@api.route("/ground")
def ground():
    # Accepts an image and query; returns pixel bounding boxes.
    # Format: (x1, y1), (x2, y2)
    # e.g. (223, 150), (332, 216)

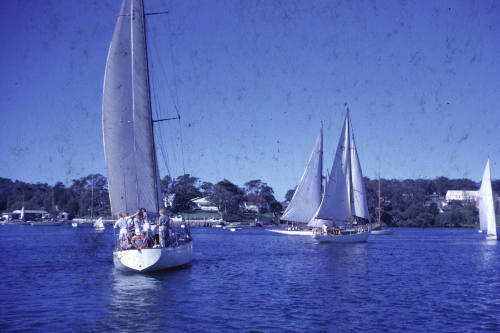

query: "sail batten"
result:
(281, 128), (323, 223)
(103, 0), (161, 216)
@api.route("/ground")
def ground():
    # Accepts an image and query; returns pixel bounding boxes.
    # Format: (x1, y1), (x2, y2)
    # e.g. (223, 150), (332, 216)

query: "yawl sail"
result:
(478, 158), (497, 240)
(103, 0), (192, 272)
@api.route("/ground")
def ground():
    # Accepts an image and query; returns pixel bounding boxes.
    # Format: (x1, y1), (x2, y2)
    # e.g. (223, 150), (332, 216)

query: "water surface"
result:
(0, 226), (498, 332)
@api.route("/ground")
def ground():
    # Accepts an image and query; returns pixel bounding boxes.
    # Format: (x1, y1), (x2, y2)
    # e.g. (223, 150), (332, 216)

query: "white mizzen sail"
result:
(315, 113), (351, 222)
(479, 158), (496, 236)
(350, 121), (370, 220)
(102, 0), (162, 216)
(281, 127), (323, 223)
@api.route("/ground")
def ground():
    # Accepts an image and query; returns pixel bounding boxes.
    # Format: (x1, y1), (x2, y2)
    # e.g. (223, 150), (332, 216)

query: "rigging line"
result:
(149, 25), (181, 177)
(164, 13), (186, 175)
(151, 63), (172, 180)
(148, 26), (175, 180)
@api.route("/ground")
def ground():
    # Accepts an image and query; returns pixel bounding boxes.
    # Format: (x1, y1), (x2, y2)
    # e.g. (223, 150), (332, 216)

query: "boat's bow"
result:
(113, 242), (193, 272)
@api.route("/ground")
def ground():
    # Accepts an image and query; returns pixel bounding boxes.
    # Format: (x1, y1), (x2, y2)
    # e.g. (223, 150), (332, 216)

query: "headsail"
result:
(314, 113), (351, 222)
(102, 0), (162, 216)
(479, 158), (496, 236)
(350, 121), (370, 220)
(281, 127), (323, 223)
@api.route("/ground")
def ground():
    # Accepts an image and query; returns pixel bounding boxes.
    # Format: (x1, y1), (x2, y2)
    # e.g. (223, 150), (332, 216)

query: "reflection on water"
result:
(104, 271), (164, 331)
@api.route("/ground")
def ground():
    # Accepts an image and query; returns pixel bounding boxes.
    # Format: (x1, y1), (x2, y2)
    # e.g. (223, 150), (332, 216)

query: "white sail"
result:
(314, 113), (351, 222)
(281, 128), (323, 223)
(479, 159), (496, 236)
(20, 206), (25, 221)
(350, 122), (370, 220)
(102, 0), (161, 216)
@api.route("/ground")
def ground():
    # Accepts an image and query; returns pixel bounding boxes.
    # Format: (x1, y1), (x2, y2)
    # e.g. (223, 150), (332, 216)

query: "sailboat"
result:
(371, 172), (394, 235)
(478, 158), (497, 240)
(102, 0), (192, 272)
(309, 109), (371, 243)
(93, 217), (105, 231)
(268, 126), (323, 236)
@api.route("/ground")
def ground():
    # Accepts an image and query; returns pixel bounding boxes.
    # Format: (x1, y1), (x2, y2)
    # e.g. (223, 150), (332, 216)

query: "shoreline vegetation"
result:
(1, 175), (498, 228)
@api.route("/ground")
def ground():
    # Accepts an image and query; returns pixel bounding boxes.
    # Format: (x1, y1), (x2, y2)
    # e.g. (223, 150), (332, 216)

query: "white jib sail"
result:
(479, 159), (496, 235)
(102, 0), (161, 216)
(314, 113), (351, 222)
(350, 121), (370, 220)
(281, 127), (323, 223)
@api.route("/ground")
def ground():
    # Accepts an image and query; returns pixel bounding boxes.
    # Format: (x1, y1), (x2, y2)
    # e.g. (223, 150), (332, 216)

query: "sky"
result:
(1, 0), (500, 200)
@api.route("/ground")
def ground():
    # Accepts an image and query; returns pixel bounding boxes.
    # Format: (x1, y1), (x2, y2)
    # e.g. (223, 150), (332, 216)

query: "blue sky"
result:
(1, 0), (499, 200)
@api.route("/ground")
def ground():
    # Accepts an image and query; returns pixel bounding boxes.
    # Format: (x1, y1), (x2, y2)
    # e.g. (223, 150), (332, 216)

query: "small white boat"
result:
(370, 174), (394, 236)
(71, 222), (78, 228)
(229, 227), (241, 232)
(93, 217), (105, 231)
(478, 158), (497, 241)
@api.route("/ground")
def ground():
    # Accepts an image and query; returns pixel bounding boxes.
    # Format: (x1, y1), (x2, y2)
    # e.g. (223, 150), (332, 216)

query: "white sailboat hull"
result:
(267, 229), (313, 236)
(486, 234), (497, 240)
(371, 229), (394, 235)
(113, 242), (192, 272)
(315, 230), (370, 243)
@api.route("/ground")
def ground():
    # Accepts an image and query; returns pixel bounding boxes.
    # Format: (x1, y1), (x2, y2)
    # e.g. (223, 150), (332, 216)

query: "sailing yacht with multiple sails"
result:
(102, 0), (192, 272)
(309, 110), (371, 243)
(478, 158), (497, 240)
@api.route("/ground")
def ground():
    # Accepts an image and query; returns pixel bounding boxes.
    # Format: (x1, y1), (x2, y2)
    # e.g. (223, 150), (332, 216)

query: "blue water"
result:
(0, 226), (498, 332)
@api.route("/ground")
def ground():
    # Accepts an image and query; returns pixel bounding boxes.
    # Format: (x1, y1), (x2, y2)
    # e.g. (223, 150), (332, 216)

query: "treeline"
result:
(1, 175), (498, 226)
(360, 177), (500, 227)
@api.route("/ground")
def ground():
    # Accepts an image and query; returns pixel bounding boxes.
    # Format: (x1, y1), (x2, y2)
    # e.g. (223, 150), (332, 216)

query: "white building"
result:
(191, 197), (219, 212)
(445, 190), (478, 203)
(243, 202), (260, 213)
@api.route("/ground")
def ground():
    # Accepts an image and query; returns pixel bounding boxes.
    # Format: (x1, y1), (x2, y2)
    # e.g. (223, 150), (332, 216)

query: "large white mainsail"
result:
(479, 158), (497, 236)
(350, 122), (370, 220)
(314, 113), (351, 222)
(281, 127), (323, 223)
(102, 0), (162, 216)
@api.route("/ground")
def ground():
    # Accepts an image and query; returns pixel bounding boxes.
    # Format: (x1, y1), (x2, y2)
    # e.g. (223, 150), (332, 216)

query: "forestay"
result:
(281, 128), (323, 223)
(102, 0), (162, 216)
(350, 122), (370, 220)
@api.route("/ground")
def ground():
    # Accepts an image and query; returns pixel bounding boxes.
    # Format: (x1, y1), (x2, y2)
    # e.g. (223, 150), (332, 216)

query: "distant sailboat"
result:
(371, 172), (394, 235)
(310, 109), (371, 243)
(93, 217), (105, 231)
(268, 126), (323, 236)
(103, 0), (192, 272)
(478, 158), (497, 240)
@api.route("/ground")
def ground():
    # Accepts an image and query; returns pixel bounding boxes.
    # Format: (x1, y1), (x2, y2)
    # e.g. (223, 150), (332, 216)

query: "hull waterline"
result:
(113, 242), (192, 273)
(267, 229), (313, 236)
(315, 231), (370, 243)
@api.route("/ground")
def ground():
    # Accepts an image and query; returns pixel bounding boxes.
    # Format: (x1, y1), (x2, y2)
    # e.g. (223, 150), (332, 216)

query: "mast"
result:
(140, 0), (161, 213)
(90, 175), (94, 221)
(378, 171), (381, 224)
